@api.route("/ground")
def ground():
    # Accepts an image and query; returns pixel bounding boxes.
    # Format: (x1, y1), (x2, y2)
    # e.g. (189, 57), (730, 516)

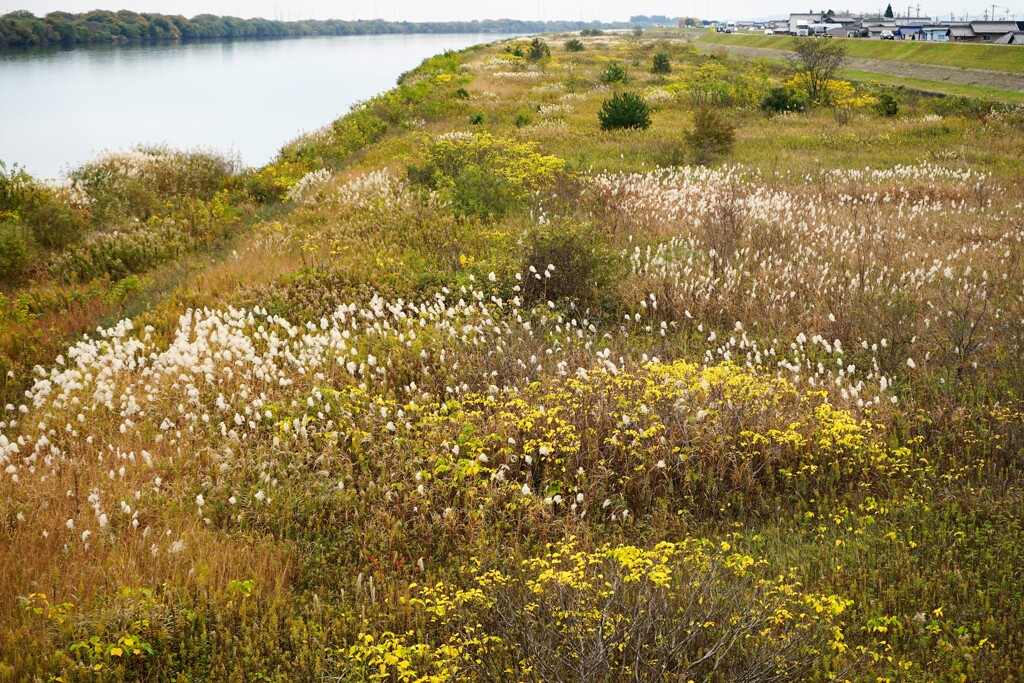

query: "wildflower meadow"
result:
(1, 32), (1023, 682)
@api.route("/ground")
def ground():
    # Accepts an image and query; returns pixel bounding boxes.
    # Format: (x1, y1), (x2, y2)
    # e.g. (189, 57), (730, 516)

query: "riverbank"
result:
(2, 33), (1024, 682)
(699, 30), (1024, 73)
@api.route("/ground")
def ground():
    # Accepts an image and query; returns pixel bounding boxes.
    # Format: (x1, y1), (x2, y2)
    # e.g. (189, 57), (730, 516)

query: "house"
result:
(865, 22), (897, 38)
(826, 25), (859, 37)
(995, 31), (1024, 44)
(921, 25), (950, 41)
(896, 24), (924, 39)
(789, 12), (820, 34)
(968, 21), (1020, 41)
(948, 24), (977, 41)
(895, 17), (933, 26)
(805, 21), (844, 34)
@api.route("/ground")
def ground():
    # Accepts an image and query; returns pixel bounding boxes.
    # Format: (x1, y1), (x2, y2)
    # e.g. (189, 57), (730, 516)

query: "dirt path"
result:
(699, 43), (1024, 93)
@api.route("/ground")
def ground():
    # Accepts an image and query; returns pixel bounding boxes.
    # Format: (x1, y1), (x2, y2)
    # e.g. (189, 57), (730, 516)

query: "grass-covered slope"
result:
(2, 34), (1024, 682)
(700, 31), (1024, 73)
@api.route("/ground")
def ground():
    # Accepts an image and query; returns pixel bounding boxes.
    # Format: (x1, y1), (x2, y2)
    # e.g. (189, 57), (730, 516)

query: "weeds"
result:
(2, 32), (1024, 683)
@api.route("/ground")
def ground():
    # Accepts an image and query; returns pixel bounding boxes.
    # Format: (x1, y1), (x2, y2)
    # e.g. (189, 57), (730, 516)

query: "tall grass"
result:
(1, 33), (1023, 683)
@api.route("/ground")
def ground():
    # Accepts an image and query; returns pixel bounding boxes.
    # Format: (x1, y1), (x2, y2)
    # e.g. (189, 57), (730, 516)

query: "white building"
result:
(789, 12), (821, 34)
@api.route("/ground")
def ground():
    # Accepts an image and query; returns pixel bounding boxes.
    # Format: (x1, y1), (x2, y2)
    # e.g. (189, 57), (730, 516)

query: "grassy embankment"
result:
(836, 68), (1024, 104)
(700, 31), (1024, 73)
(2, 33), (1024, 682)
(697, 32), (1024, 103)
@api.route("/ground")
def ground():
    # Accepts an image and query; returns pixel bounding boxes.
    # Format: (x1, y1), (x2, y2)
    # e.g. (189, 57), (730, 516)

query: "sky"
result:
(0, 0), (1019, 23)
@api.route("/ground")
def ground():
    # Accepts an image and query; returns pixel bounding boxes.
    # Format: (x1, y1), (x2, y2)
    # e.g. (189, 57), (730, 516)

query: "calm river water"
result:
(0, 33), (515, 179)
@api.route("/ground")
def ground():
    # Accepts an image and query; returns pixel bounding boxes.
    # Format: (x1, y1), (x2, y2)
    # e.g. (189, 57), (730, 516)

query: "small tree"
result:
(600, 61), (629, 84)
(598, 92), (652, 130)
(875, 92), (899, 117)
(790, 38), (847, 105)
(527, 37), (550, 61)
(884, 3), (894, 17)
(632, 26), (644, 36)
(564, 38), (584, 52)
(651, 52), (672, 74)
(685, 106), (736, 166)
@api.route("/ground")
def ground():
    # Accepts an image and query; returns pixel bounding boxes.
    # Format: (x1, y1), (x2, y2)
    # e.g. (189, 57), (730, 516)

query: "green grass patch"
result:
(700, 32), (1024, 73)
(841, 68), (1024, 104)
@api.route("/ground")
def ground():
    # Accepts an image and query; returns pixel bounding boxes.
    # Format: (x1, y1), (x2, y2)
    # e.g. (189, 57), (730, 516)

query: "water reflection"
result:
(0, 34), (514, 179)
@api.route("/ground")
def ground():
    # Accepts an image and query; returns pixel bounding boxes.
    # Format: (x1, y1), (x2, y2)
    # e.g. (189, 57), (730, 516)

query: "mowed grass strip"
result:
(841, 67), (1024, 103)
(700, 31), (1024, 73)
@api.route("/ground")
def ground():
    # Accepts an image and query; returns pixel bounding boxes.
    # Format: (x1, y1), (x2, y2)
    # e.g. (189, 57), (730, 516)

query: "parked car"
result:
(880, 30), (895, 39)
(764, 28), (774, 35)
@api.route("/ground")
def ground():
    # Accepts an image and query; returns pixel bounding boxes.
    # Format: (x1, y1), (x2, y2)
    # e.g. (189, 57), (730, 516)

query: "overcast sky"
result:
(1, 0), (1018, 23)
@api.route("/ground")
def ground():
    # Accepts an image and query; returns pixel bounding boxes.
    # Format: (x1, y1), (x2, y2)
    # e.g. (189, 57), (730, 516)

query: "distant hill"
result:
(0, 10), (628, 49)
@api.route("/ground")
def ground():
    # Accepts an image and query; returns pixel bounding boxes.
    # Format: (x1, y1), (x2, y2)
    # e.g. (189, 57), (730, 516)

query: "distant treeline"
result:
(0, 10), (630, 49)
(630, 14), (705, 27)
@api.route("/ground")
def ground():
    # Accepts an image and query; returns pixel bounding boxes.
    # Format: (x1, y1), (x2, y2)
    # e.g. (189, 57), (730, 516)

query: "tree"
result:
(884, 3), (894, 17)
(527, 37), (550, 60)
(600, 61), (629, 84)
(685, 107), (736, 165)
(598, 92), (651, 130)
(790, 38), (847, 105)
(651, 52), (672, 74)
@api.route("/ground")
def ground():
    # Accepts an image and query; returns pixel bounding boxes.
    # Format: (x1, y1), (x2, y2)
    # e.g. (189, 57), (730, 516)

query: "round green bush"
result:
(598, 92), (652, 131)
(875, 93), (899, 117)
(760, 86), (807, 114)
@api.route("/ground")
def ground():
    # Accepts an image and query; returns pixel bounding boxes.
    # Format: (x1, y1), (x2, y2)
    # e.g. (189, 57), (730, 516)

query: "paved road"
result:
(698, 43), (1024, 93)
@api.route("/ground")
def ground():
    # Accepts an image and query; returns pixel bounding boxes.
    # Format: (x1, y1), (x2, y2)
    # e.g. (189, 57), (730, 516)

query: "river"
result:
(0, 33), (516, 179)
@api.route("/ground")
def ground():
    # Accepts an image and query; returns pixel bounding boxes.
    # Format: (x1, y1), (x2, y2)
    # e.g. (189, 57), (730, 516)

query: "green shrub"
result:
(651, 52), (672, 74)
(407, 133), (566, 220)
(928, 95), (993, 119)
(0, 161), (34, 216)
(761, 85), (807, 114)
(50, 192), (240, 283)
(0, 224), (31, 285)
(468, 111), (485, 125)
(25, 198), (86, 250)
(564, 38), (584, 52)
(580, 28), (604, 36)
(527, 37), (550, 61)
(69, 146), (236, 224)
(447, 164), (511, 219)
(229, 160), (310, 204)
(875, 92), (899, 117)
(685, 106), (736, 166)
(514, 112), (533, 128)
(632, 26), (644, 36)
(0, 161), (87, 250)
(598, 92), (652, 131)
(520, 220), (618, 305)
(453, 86), (470, 100)
(600, 61), (629, 85)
